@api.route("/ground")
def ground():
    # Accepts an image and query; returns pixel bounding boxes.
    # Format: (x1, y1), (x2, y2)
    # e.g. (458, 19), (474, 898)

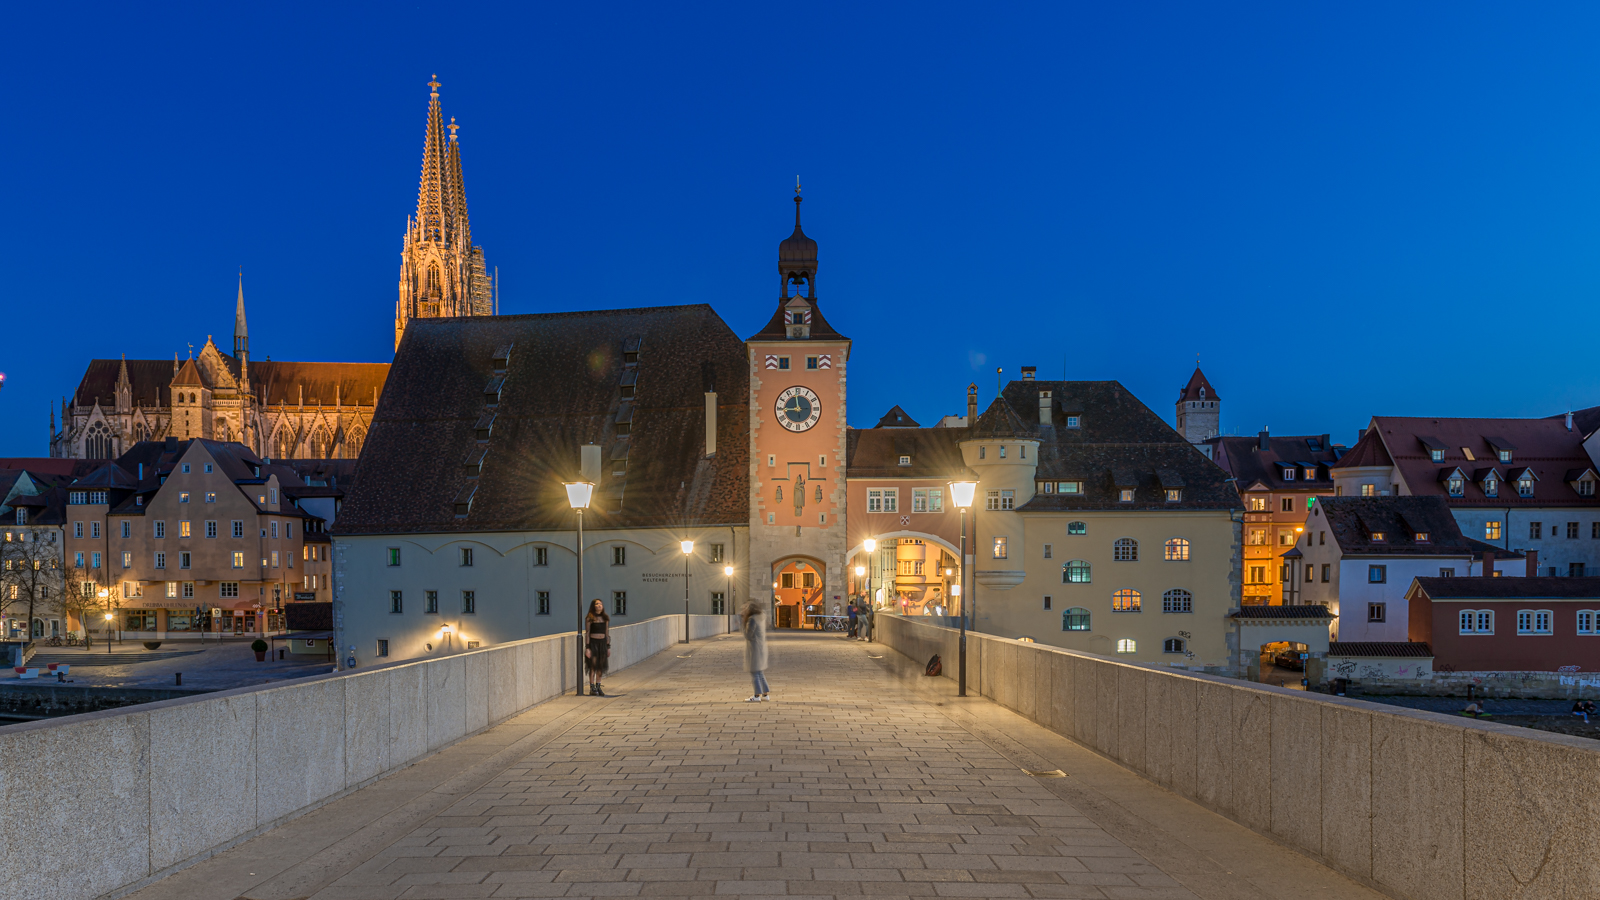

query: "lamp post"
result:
(101, 612), (113, 655)
(724, 564), (735, 632)
(949, 482), (978, 697)
(862, 538), (877, 611)
(680, 540), (694, 643)
(564, 481), (594, 697)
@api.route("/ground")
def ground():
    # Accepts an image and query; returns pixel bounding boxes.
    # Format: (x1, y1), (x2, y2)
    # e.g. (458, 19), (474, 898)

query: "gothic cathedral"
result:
(745, 186), (851, 619)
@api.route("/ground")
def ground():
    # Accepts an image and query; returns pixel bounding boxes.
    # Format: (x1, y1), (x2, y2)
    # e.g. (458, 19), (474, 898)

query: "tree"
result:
(60, 564), (120, 645)
(0, 525), (64, 639)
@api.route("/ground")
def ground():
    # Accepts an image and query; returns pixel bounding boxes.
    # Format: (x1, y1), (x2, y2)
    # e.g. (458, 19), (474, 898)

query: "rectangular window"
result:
(1320, 564), (1330, 582)
(1247, 496), (1267, 511)
(1573, 563), (1588, 577)
(179, 520), (192, 538)
(1360, 484), (1375, 497)
(91, 551), (101, 569)
(1368, 603), (1386, 623)
(992, 536), (1008, 559)
(70, 491), (86, 505)
(883, 489), (899, 512)
(1166, 489), (1182, 502)
(180, 492), (190, 504)
(183, 582), (194, 598)
(1282, 469), (1296, 481)
(1058, 482), (1082, 495)
(120, 520), (130, 539)
(232, 551), (245, 568)
(1248, 529), (1266, 546)
(154, 521), (165, 539)
(179, 551), (191, 569)
(74, 551), (84, 568)
(181, 464), (190, 474)
(461, 591), (476, 614)
(710, 544), (724, 563)
(899, 455), (911, 466)
(424, 590), (438, 614)
(269, 488), (278, 504)
(166, 581), (177, 598)
(205, 520), (217, 538)
(929, 488), (944, 511)
(90, 521), (100, 539)
(806, 356), (818, 369)
(1578, 610), (1596, 635)
(1368, 565), (1386, 584)
(390, 590), (403, 613)
(1279, 531), (1296, 546)
(386, 547), (401, 566)
(802, 571), (817, 588)
(612, 546), (626, 565)
(868, 490), (883, 513)
(1119, 489), (1134, 503)
(781, 573), (794, 589)
(1440, 567), (1456, 577)
(1042, 543), (1053, 560)
(219, 582), (238, 598)
(1568, 522), (1580, 539)
(204, 492), (216, 504)
(154, 551), (166, 569)
(1281, 497), (1294, 512)
(1531, 522), (1542, 540)
(1476, 610), (1493, 633)
(460, 547), (474, 566)
(777, 357), (789, 370)
(270, 522), (278, 539)
(1486, 521), (1502, 541)
(376, 640), (389, 658)
(913, 489), (928, 512)
(711, 592), (725, 615)
(121, 551), (131, 568)
(536, 591), (550, 615)
(613, 591), (627, 615)
(535, 547), (549, 566)
(271, 550), (280, 568)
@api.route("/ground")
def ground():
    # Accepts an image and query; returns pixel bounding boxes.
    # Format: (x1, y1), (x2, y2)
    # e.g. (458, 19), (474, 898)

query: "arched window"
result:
(427, 264), (441, 296)
(1162, 589), (1192, 613)
(1163, 638), (1185, 654)
(85, 422), (112, 459)
(190, 393), (197, 403)
(1062, 560), (1091, 583)
(1112, 589), (1141, 612)
(348, 428), (365, 457)
(1067, 521), (1087, 535)
(310, 428), (329, 459)
(1062, 607), (1091, 631)
(1116, 639), (1137, 653)
(1113, 538), (1138, 561)
(1164, 538), (1190, 561)
(134, 423), (145, 441)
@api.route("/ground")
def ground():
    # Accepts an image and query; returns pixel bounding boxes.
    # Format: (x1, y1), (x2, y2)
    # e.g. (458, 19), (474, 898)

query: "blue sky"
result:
(5, 3), (1600, 456)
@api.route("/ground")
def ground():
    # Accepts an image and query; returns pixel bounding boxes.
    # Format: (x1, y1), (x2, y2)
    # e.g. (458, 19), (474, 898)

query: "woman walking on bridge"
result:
(585, 599), (611, 696)
(742, 599), (770, 702)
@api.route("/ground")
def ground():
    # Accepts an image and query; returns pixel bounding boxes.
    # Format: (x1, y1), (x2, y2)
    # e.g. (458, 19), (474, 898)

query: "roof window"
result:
(898, 456), (911, 466)
(1370, 531), (1387, 542)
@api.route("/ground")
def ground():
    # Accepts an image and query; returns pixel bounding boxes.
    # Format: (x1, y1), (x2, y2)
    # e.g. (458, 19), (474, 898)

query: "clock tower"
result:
(746, 186), (851, 621)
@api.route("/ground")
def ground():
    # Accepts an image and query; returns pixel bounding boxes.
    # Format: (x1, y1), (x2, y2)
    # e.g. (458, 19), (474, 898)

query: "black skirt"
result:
(587, 638), (610, 675)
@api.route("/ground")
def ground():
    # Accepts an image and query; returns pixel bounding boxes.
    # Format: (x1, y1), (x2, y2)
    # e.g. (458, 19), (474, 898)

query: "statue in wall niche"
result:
(793, 474), (806, 517)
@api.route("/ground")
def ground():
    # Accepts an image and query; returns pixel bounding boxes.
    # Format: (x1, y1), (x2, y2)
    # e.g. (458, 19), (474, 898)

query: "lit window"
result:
(1062, 560), (1091, 583)
(1370, 532), (1386, 542)
(1062, 607), (1090, 631)
(1414, 532), (1429, 543)
(1058, 481), (1082, 494)
(179, 521), (192, 538)
(999, 446), (1007, 459)
(992, 536), (1008, 559)
(1485, 521), (1502, 541)
(928, 488), (943, 512)
(1113, 538), (1138, 561)
(1247, 529), (1266, 546)
(1112, 589), (1141, 612)
(232, 552), (245, 568)
(205, 492), (216, 503)
(1119, 489), (1134, 502)
(1247, 496), (1267, 511)
(1165, 489), (1182, 502)
(1116, 638), (1137, 653)
(180, 492), (190, 504)
(1430, 449), (1444, 462)
(1303, 468), (1315, 480)
(1360, 484), (1375, 497)
(1162, 589), (1192, 613)
(386, 547), (401, 566)
(1164, 538), (1189, 561)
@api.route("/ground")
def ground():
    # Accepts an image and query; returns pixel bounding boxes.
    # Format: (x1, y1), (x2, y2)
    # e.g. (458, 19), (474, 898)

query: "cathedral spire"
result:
(446, 116), (471, 253)
(233, 271), (249, 364)
(414, 75), (450, 246)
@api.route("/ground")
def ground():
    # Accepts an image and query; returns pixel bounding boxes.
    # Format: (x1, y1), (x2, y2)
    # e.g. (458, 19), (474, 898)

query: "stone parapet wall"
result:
(0, 613), (722, 900)
(875, 614), (1600, 900)
(1350, 669), (1600, 700)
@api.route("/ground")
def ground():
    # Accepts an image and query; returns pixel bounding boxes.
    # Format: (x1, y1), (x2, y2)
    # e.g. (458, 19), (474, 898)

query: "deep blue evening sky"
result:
(5, 3), (1600, 456)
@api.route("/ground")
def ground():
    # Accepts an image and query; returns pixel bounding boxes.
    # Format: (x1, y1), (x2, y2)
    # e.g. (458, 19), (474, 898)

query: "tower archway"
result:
(770, 555), (827, 628)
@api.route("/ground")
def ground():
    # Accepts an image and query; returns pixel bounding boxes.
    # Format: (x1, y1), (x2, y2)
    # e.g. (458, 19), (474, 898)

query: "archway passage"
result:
(771, 558), (827, 629)
(1258, 640), (1310, 689)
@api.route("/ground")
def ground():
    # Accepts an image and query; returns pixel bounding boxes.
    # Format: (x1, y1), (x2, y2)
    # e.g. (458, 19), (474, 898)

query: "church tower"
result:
(1175, 365), (1221, 457)
(394, 76), (493, 351)
(745, 185), (851, 615)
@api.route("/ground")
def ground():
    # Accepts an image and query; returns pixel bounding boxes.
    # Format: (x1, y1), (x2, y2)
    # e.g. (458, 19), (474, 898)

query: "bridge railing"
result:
(0, 613), (729, 900)
(875, 614), (1600, 900)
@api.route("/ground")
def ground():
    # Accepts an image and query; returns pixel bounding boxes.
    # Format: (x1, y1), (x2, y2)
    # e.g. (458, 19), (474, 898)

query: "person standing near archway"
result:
(742, 598), (770, 701)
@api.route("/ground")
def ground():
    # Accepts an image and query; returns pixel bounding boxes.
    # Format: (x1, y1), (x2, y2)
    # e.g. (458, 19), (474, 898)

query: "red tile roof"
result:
(1327, 641), (1433, 658)
(1177, 366), (1220, 402)
(1331, 428), (1393, 469)
(1363, 416), (1600, 508)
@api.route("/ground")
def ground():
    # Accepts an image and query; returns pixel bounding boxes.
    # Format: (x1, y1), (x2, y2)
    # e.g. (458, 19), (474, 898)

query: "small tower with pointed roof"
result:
(1175, 365), (1221, 454)
(233, 272), (249, 365)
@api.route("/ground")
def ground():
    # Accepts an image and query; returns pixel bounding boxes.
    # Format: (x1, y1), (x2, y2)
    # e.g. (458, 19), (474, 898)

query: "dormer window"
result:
(1580, 480), (1596, 497)
(1370, 532), (1386, 542)
(1483, 477), (1498, 498)
(898, 456), (910, 466)
(1282, 468), (1295, 481)
(1119, 489), (1134, 503)
(1414, 532), (1430, 542)
(1065, 416), (1080, 428)
(1303, 468), (1316, 480)
(1447, 477), (1464, 497)
(1058, 481), (1082, 494)
(1165, 489), (1182, 502)
(1518, 476), (1535, 498)
(1500, 450), (1513, 463)
(792, 312), (805, 325)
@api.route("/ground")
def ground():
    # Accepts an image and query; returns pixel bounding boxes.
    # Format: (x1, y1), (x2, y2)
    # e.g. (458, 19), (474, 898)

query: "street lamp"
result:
(102, 611), (114, 655)
(949, 481), (978, 697)
(723, 564), (735, 631)
(680, 540), (694, 643)
(862, 538), (877, 611)
(564, 481), (594, 697)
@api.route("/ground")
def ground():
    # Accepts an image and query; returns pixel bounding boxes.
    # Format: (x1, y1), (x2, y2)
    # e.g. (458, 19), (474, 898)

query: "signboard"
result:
(211, 608), (222, 618)
(293, 592), (317, 601)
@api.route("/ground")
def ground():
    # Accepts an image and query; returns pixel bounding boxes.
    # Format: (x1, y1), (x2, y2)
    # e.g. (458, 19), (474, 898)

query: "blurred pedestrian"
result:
(742, 598), (770, 701)
(585, 598), (610, 696)
(857, 602), (873, 642)
(846, 601), (858, 638)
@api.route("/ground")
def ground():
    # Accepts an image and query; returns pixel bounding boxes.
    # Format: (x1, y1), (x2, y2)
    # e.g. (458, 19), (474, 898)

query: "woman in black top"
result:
(585, 599), (611, 696)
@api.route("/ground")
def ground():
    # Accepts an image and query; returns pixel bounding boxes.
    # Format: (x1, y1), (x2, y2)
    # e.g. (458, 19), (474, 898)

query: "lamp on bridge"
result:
(723, 565), (735, 623)
(862, 538), (877, 610)
(948, 481), (978, 697)
(680, 541), (694, 644)
(102, 611), (114, 655)
(564, 481), (594, 696)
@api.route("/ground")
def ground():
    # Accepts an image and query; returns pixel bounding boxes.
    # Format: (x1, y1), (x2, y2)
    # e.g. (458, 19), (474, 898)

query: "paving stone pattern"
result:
(324, 633), (1192, 899)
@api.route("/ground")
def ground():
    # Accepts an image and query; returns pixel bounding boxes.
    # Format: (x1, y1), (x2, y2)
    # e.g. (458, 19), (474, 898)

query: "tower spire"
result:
(414, 75), (449, 245)
(233, 270), (249, 364)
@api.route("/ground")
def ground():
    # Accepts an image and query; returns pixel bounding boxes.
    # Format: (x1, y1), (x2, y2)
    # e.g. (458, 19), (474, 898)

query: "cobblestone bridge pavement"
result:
(129, 633), (1383, 900)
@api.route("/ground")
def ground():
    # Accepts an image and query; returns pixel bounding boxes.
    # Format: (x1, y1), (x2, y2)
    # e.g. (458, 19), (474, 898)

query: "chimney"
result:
(1258, 428), (1269, 451)
(1566, 411), (1574, 432)
(1481, 549), (1495, 576)
(1320, 433), (1330, 451)
(1038, 390), (1052, 426)
(704, 392), (717, 456)
(966, 383), (977, 423)
(1021, 366), (1036, 382)
(1525, 549), (1538, 578)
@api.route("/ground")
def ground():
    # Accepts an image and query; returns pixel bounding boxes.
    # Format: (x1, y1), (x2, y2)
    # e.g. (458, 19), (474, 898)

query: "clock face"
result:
(776, 386), (822, 432)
